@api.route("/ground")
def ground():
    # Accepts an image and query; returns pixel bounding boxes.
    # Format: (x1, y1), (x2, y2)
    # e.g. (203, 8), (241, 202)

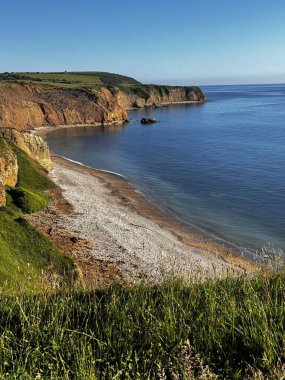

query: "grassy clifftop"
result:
(0, 71), (203, 96)
(0, 71), (142, 88)
(0, 71), (205, 131)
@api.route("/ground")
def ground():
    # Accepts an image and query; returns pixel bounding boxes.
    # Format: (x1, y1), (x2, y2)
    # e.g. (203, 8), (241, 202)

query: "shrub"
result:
(8, 187), (48, 213)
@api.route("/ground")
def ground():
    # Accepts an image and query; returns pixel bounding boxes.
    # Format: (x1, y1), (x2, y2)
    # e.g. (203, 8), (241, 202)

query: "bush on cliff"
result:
(8, 187), (48, 213)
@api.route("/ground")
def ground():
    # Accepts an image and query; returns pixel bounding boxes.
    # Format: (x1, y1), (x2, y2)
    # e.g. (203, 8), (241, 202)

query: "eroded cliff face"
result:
(0, 128), (52, 171)
(0, 139), (18, 207)
(0, 83), (128, 131)
(0, 129), (53, 206)
(0, 141), (18, 187)
(0, 179), (5, 207)
(116, 86), (206, 109)
(0, 83), (205, 131)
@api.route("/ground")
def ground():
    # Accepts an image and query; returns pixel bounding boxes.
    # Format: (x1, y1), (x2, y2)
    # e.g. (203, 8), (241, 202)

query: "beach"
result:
(28, 153), (255, 287)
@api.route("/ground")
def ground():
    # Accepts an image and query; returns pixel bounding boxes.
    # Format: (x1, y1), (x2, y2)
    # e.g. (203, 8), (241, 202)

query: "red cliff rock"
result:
(0, 139), (18, 207)
(0, 83), (205, 132)
(0, 83), (128, 131)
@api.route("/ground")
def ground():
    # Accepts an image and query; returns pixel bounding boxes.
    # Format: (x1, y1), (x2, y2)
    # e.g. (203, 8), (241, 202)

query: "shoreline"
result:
(126, 100), (206, 110)
(60, 154), (258, 260)
(31, 100), (206, 134)
(50, 154), (256, 278)
(37, 123), (257, 262)
(31, 120), (126, 134)
(31, 123), (257, 282)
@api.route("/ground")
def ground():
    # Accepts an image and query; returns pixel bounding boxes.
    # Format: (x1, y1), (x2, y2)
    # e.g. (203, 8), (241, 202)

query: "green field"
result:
(0, 71), (142, 88)
(0, 72), (203, 101)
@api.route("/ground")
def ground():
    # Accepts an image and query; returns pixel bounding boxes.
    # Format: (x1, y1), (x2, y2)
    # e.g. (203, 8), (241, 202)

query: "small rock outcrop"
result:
(0, 178), (6, 207)
(140, 117), (158, 124)
(0, 128), (52, 171)
(0, 141), (18, 187)
(0, 128), (53, 206)
(0, 139), (18, 207)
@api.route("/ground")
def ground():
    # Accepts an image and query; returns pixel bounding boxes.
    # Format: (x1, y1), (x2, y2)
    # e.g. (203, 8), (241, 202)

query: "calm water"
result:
(47, 84), (285, 253)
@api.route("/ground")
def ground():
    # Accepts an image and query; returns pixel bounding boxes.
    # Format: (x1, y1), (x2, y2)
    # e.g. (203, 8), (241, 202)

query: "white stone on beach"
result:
(50, 162), (236, 283)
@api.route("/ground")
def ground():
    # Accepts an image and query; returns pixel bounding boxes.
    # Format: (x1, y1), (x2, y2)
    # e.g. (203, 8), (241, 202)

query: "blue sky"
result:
(1, 0), (285, 85)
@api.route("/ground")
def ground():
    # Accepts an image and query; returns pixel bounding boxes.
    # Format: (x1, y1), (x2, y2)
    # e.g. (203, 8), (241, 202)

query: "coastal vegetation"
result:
(0, 71), (202, 100)
(1, 140), (284, 378)
(0, 138), (75, 292)
(0, 73), (283, 379)
(0, 71), (142, 88)
(0, 72), (202, 100)
(0, 143), (284, 377)
(117, 83), (202, 101)
(0, 271), (285, 379)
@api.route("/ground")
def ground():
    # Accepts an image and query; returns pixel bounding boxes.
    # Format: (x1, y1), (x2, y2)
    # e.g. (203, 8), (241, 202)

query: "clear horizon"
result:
(2, 72), (285, 87)
(1, 0), (285, 86)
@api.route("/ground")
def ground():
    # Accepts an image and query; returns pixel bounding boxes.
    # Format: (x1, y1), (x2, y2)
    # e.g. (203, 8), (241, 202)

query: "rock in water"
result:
(140, 117), (158, 124)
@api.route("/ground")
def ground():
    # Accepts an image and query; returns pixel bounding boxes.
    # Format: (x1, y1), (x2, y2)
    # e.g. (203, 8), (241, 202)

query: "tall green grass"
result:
(1, 141), (284, 379)
(0, 272), (284, 379)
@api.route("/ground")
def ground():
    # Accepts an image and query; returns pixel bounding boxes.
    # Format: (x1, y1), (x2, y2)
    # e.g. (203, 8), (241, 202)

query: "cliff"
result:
(0, 71), (205, 204)
(0, 83), (128, 131)
(0, 139), (18, 187)
(0, 129), (52, 206)
(0, 139), (18, 207)
(0, 128), (52, 171)
(0, 81), (205, 132)
(115, 84), (205, 109)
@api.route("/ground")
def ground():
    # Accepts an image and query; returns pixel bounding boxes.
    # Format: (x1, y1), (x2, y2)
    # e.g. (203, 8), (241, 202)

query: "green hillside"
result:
(0, 139), (75, 292)
(0, 71), (142, 88)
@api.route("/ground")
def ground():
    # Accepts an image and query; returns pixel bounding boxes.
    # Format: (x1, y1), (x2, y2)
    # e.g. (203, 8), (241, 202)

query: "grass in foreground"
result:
(0, 272), (285, 379)
(0, 140), (75, 292)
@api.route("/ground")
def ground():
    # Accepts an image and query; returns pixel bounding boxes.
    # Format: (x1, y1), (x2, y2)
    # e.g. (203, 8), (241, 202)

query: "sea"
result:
(46, 84), (285, 255)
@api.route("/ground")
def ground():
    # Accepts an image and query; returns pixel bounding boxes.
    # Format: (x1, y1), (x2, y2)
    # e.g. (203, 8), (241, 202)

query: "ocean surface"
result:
(46, 84), (285, 255)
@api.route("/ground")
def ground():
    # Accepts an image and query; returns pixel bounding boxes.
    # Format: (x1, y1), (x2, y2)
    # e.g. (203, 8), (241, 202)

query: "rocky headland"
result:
(0, 72), (205, 131)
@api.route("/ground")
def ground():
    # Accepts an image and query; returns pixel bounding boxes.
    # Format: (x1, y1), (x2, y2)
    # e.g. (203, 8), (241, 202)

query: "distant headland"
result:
(0, 71), (205, 131)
